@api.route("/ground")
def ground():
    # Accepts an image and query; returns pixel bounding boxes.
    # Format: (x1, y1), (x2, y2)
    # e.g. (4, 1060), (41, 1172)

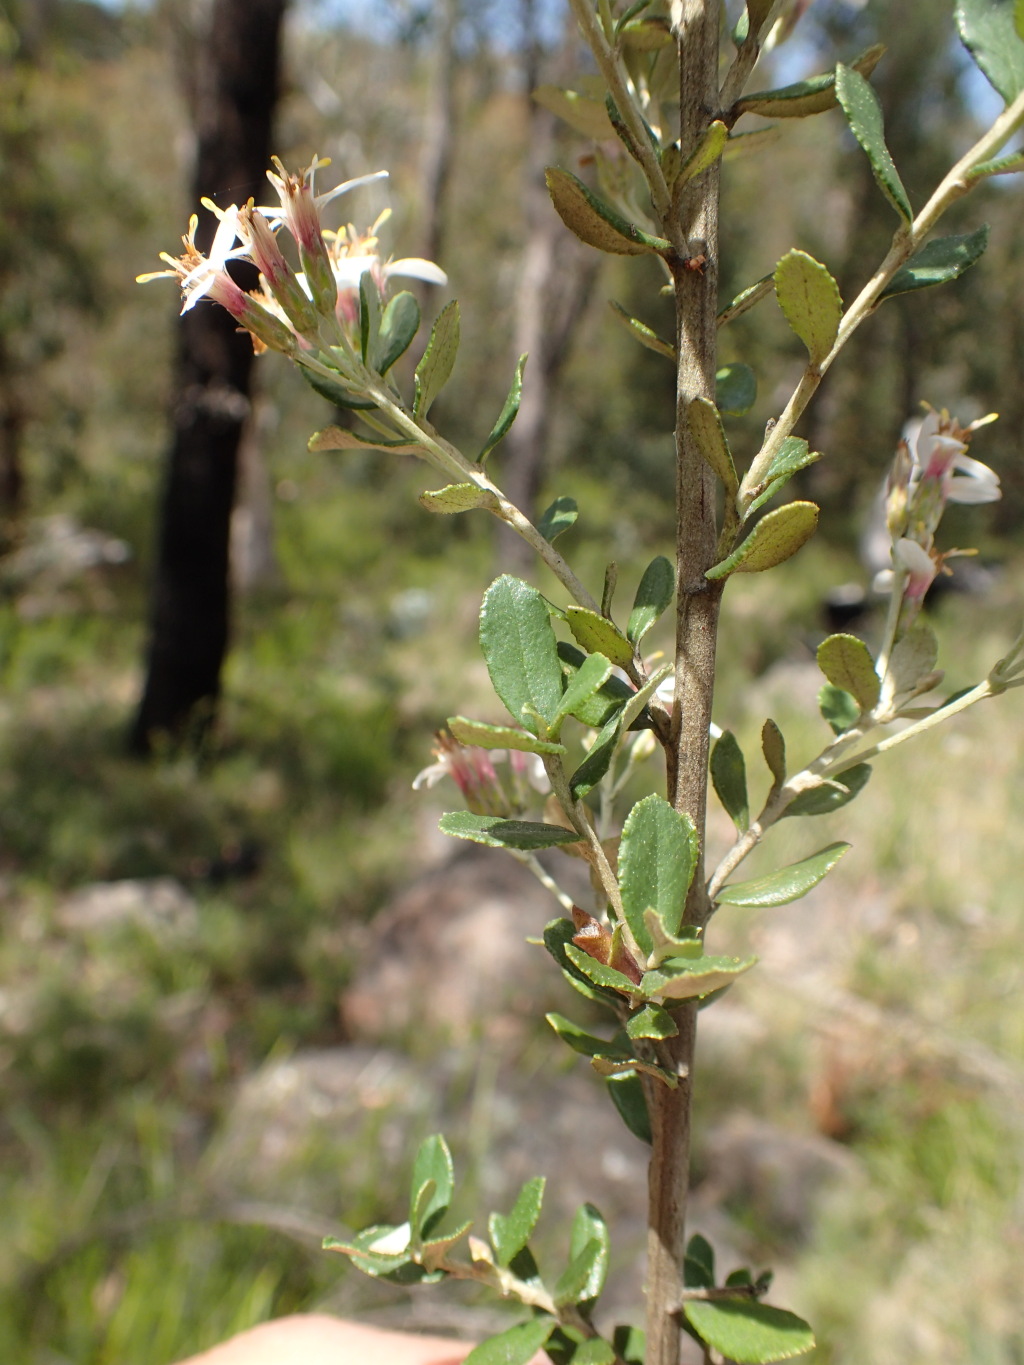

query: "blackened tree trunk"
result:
(131, 0), (287, 754)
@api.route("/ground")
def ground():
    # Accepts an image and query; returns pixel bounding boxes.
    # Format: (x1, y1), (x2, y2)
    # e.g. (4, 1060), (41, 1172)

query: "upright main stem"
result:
(646, 5), (722, 1364)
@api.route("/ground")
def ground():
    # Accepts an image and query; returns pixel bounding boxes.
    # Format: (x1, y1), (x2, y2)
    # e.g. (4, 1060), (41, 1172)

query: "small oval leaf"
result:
(628, 555), (676, 645)
(774, 249), (842, 366)
(734, 43), (885, 118)
(375, 290), (421, 373)
(835, 63), (912, 223)
(420, 483), (500, 514)
(816, 633), (880, 710)
(783, 763), (871, 817)
(480, 575), (564, 732)
(488, 1176), (546, 1268)
(716, 362), (758, 416)
(463, 1319), (555, 1365)
(545, 167), (671, 256)
(761, 718), (787, 788)
(710, 730), (749, 832)
(716, 842), (850, 907)
(565, 606), (635, 668)
(446, 716), (566, 754)
(620, 794), (699, 955)
(683, 1299), (815, 1364)
(536, 495), (579, 542)
(880, 225), (990, 298)
(479, 354), (527, 461)
(414, 299), (460, 418)
(687, 396), (739, 494)
(706, 502), (819, 580)
(957, 0), (1024, 100)
(439, 812), (583, 850)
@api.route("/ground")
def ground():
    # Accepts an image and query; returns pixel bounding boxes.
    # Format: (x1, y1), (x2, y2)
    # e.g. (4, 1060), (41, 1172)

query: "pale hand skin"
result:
(173, 1315), (548, 1364)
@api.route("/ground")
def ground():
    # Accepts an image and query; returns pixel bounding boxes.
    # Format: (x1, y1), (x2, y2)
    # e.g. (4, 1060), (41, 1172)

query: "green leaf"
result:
(446, 716), (567, 754)
(414, 299), (460, 419)
(686, 396), (738, 495)
(489, 1177), (546, 1268)
(685, 1233), (715, 1288)
(533, 84), (617, 139)
(957, 0), (1024, 100)
(608, 300), (676, 360)
(409, 1134), (454, 1240)
(299, 366), (377, 410)
(706, 502), (819, 580)
(969, 149), (1024, 179)
(439, 812), (582, 850)
(619, 794), (699, 955)
(557, 1204), (609, 1306)
(479, 354), (527, 461)
(816, 634), (880, 710)
(734, 44), (884, 118)
(612, 1324), (646, 1365)
(570, 714), (622, 799)
(626, 1003), (678, 1040)
(711, 730), (749, 832)
(545, 167), (671, 256)
(774, 250), (842, 366)
(881, 622), (941, 709)
(420, 1220), (474, 1271)
(547, 1012), (631, 1059)
(676, 120), (729, 185)
(359, 271), (381, 363)
(565, 606), (635, 668)
(628, 556), (675, 645)
(480, 575), (564, 733)
(571, 1342), (616, 1365)
(715, 842), (850, 907)
(463, 1319), (555, 1365)
(879, 226), (990, 297)
(565, 942), (639, 995)
(716, 363), (758, 416)
(375, 290), (420, 373)
(640, 954), (756, 1001)
(420, 483), (500, 514)
(718, 275), (774, 328)
(1018, 0), (1024, 40)
(683, 1300), (815, 1364)
(835, 63), (912, 222)
(324, 1225), (434, 1284)
(761, 719), (786, 788)
(783, 763), (871, 817)
(605, 1071), (651, 1143)
(308, 426), (425, 454)
(537, 496), (579, 542)
(556, 642), (635, 728)
(745, 439), (821, 519)
(556, 652), (614, 726)
(819, 683), (860, 734)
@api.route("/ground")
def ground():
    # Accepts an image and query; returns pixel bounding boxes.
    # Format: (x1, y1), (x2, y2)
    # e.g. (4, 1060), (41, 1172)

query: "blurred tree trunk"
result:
(131, 0), (287, 754)
(497, 0), (598, 574)
(418, 0), (458, 267)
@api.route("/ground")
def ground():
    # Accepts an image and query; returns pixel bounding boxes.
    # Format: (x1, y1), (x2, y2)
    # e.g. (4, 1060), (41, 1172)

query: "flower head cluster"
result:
(879, 405), (1000, 615)
(138, 156), (446, 362)
(413, 730), (549, 819)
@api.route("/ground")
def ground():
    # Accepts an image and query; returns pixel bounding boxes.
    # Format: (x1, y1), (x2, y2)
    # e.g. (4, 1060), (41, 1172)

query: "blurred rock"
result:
(340, 847), (585, 1044)
(57, 877), (197, 939)
(702, 1113), (862, 1241)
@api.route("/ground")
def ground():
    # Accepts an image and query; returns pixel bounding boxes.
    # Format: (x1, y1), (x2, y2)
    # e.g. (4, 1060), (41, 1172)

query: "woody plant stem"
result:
(644, 4), (723, 1365)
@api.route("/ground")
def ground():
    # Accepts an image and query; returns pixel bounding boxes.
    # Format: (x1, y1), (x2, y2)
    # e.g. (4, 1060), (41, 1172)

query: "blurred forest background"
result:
(0, 0), (1022, 1361)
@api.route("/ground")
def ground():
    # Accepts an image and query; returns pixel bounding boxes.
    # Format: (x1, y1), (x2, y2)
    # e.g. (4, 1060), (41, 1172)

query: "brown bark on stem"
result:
(646, 5), (723, 1364)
